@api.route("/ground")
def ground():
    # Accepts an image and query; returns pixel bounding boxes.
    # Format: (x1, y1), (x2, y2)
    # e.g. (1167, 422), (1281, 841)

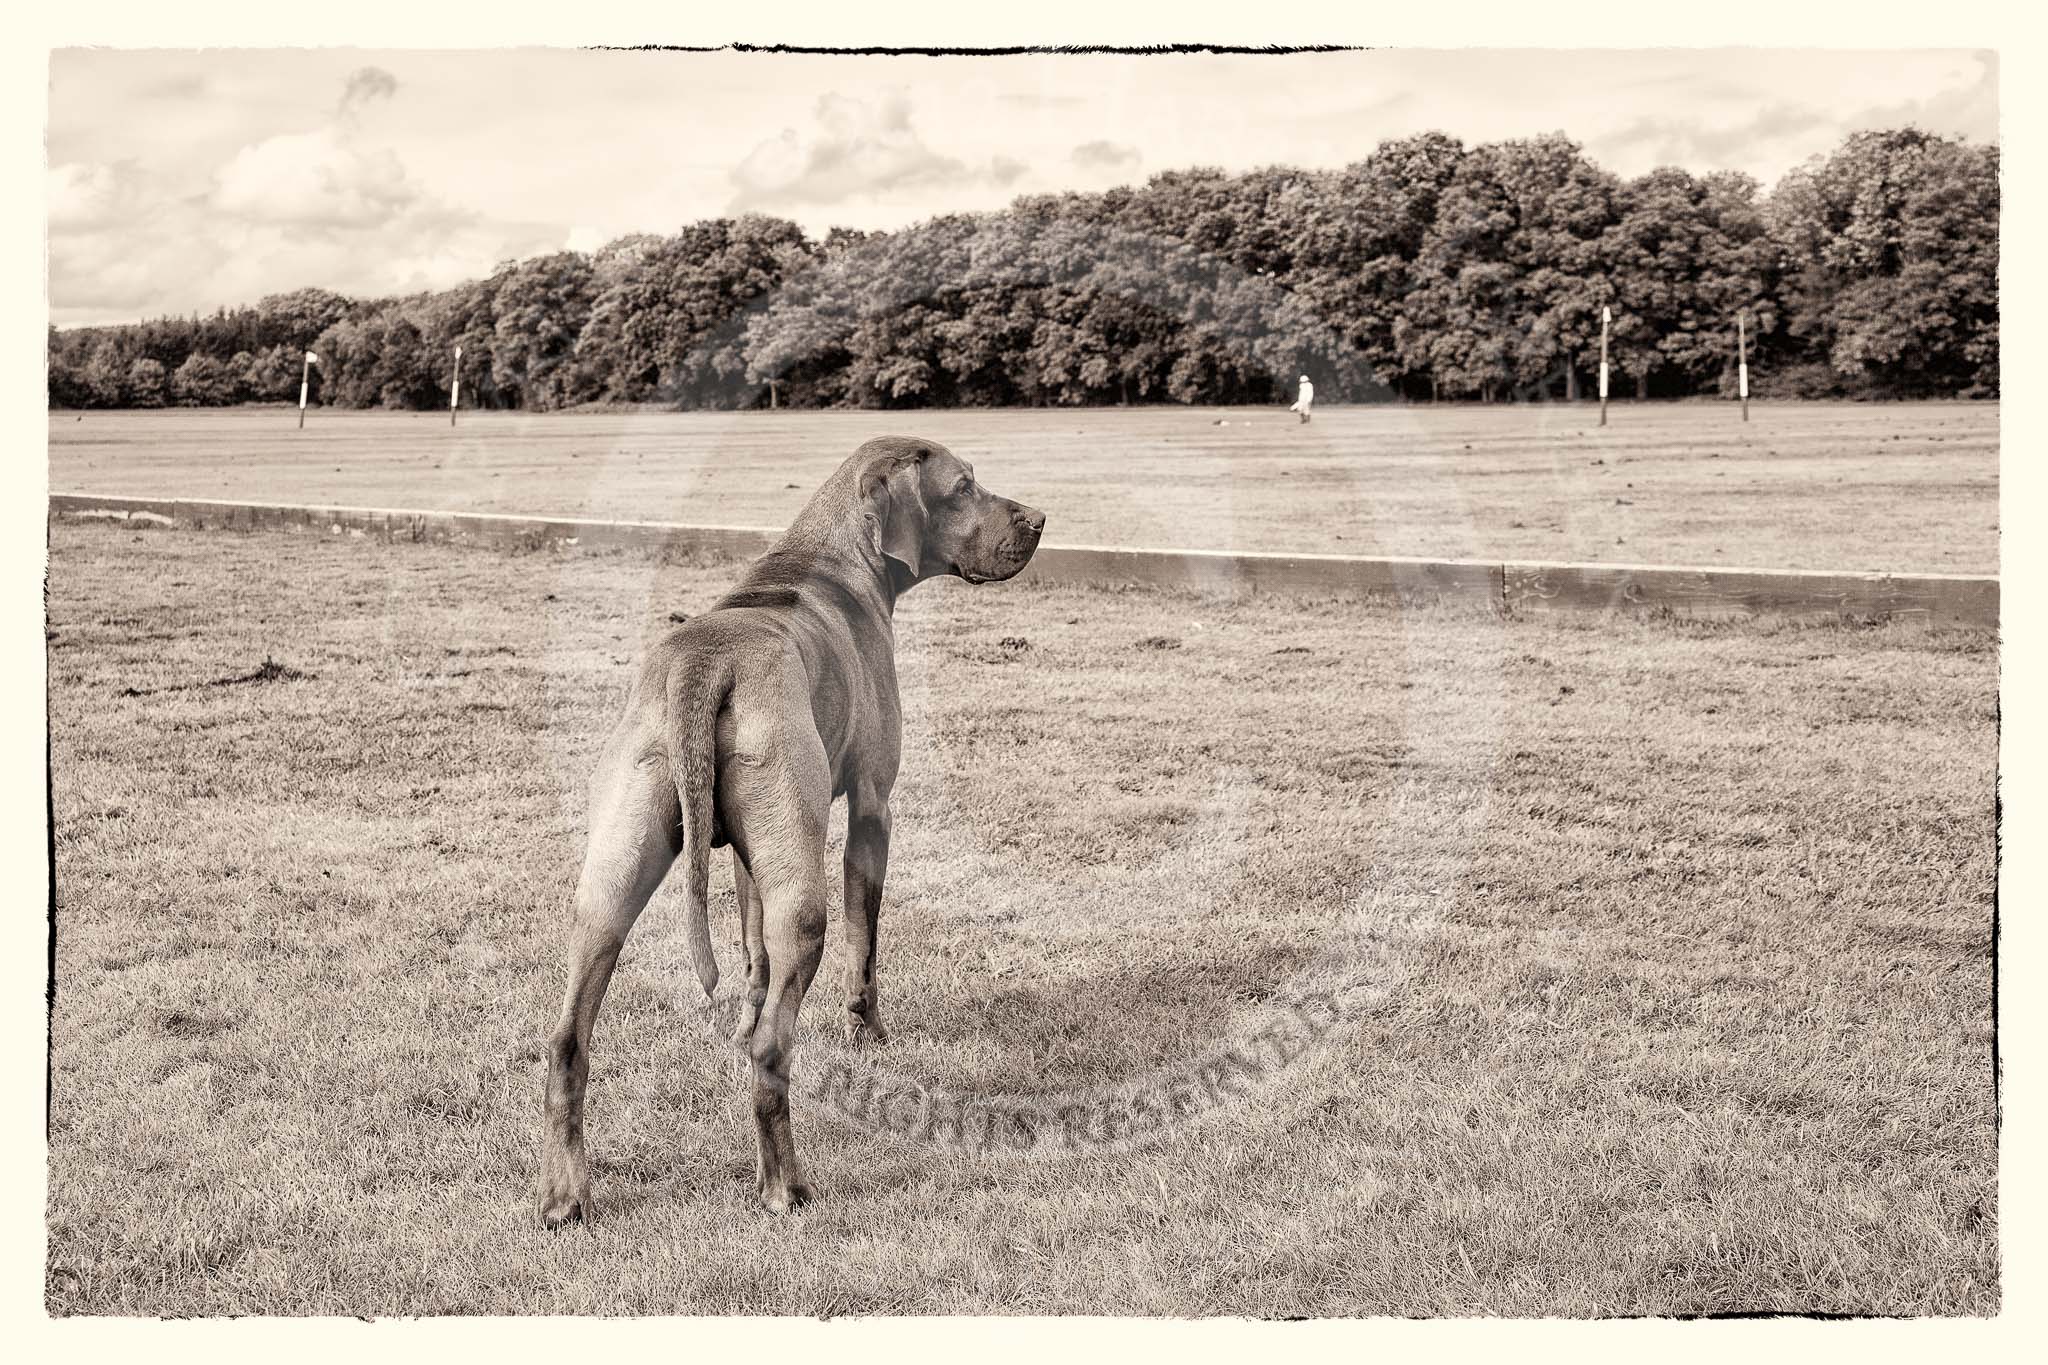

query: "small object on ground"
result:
(118, 656), (311, 698)
(1135, 635), (1182, 651)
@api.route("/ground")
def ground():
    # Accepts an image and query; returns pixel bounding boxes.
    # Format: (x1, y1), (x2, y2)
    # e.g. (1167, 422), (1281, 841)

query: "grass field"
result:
(47, 517), (1996, 1316)
(48, 401), (1998, 574)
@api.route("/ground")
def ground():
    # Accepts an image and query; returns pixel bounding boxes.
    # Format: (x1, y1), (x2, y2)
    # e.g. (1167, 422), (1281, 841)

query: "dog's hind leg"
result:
(747, 865), (826, 1214)
(727, 707), (831, 1214)
(728, 853), (768, 1048)
(538, 731), (681, 1229)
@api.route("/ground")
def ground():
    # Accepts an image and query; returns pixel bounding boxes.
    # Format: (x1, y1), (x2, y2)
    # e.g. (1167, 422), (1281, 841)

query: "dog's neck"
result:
(737, 473), (918, 621)
(802, 454), (937, 604)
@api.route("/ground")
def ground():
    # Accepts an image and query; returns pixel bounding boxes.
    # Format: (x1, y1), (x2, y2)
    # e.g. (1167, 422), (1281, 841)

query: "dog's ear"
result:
(860, 450), (930, 576)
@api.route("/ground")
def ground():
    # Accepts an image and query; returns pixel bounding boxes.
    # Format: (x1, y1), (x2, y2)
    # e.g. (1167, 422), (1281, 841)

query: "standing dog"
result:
(538, 436), (1045, 1224)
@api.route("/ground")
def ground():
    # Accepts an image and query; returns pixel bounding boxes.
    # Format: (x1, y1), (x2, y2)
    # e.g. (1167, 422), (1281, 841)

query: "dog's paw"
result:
(843, 1009), (888, 1046)
(538, 1141), (592, 1230)
(758, 1178), (817, 1215)
(539, 1190), (588, 1230)
(538, 1168), (591, 1229)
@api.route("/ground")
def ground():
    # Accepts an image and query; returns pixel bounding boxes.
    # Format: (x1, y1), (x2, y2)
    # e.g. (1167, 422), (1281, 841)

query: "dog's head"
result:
(857, 437), (1045, 586)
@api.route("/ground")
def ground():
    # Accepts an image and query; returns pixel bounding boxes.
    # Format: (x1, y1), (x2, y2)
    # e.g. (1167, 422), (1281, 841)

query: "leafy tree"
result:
(490, 252), (595, 409)
(313, 309), (440, 408)
(225, 351), (257, 402)
(126, 357), (166, 408)
(80, 340), (129, 406)
(1772, 130), (1998, 397)
(43, 127), (2000, 410)
(47, 327), (93, 408)
(1277, 133), (1464, 398)
(564, 234), (665, 403)
(1601, 168), (1777, 396)
(243, 344), (305, 403)
(1400, 134), (1621, 401)
(170, 353), (237, 405)
(414, 276), (506, 409)
(254, 288), (353, 351)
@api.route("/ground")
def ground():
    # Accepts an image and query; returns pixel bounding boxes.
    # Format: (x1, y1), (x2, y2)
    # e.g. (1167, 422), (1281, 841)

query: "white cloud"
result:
(47, 161), (140, 230)
(1071, 140), (1140, 169)
(1601, 104), (1836, 171)
(339, 65), (399, 114)
(46, 48), (2000, 325)
(212, 128), (420, 230)
(730, 90), (1028, 211)
(50, 65), (570, 324)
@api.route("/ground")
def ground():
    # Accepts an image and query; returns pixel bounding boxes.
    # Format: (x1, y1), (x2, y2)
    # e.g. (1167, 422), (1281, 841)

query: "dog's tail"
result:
(672, 654), (734, 1000)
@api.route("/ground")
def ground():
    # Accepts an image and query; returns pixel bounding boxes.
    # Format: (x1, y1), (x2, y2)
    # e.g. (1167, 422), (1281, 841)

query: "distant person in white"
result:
(1291, 374), (1314, 424)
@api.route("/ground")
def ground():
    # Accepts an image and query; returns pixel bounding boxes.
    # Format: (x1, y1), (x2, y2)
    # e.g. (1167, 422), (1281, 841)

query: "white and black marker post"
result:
(450, 345), (463, 427)
(298, 350), (318, 430)
(1737, 311), (1750, 423)
(1598, 305), (1611, 428)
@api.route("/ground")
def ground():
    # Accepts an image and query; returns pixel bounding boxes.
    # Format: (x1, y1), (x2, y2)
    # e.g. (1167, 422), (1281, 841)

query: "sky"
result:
(45, 47), (1998, 327)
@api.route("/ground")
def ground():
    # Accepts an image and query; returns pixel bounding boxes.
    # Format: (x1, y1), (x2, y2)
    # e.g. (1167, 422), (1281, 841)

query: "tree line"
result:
(47, 127), (1998, 411)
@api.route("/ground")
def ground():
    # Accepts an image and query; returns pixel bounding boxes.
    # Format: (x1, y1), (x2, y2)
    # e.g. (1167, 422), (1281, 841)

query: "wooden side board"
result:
(1019, 545), (1503, 607)
(1499, 561), (1999, 628)
(50, 493), (1998, 628)
(49, 493), (781, 562)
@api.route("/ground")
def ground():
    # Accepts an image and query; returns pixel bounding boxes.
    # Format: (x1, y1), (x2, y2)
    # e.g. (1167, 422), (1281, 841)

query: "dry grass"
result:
(48, 401), (1997, 573)
(47, 518), (1996, 1316)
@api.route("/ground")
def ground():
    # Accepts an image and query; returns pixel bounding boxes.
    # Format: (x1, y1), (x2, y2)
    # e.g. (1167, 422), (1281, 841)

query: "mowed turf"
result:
(47, 519), (1996, 1316)
(49, 401), (1998, 573)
